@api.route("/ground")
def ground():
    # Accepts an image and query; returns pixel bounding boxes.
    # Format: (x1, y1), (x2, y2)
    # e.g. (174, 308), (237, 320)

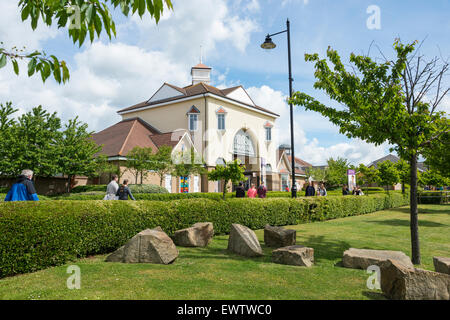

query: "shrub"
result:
(128, 184), (169, 194)
(0, 193), (409, 278)
(418, 191), (449, 204)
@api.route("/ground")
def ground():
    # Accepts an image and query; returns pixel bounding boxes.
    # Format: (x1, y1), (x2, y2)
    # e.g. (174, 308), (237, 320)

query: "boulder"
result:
(264, 225), (296, 248)
(342, 248), (414, 270)
(227, 224), (263, 257)
(380, 259), (450, 300)
(173, 222), (214, 247)
(272, 245), (314, 267)
(433, 257), (450, 275)
(106, 228), (178, 264)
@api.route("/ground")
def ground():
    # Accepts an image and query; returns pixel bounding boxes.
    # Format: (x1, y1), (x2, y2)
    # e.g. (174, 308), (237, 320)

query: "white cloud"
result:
(247, 85), (390, 166)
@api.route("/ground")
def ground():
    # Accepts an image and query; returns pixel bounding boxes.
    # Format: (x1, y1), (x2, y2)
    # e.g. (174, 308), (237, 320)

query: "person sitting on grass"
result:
(257, 181), (267, 198)
(235, 182), (245, 198)
(247, 183), (257, 198)
(116, 179), (136, 200)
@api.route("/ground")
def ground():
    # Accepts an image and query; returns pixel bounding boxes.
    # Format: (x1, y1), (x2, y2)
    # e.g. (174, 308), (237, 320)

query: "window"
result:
(265, 127), (272, 141)
(217, 114), (225, 130)
(189, 114), (198, 131)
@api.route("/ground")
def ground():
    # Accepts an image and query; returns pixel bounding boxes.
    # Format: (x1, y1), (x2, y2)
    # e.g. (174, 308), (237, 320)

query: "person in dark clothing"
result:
(257, 182), (267, 198)
(342, 185), (349, 195)
(305, 181), (315, 197)
(4, 169), (39, 201)
(116, 180), (136, 200)
(235, 182), (245, 198)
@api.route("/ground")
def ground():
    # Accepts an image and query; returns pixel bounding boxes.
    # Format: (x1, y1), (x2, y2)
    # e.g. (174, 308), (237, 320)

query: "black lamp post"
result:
(261, 19), (297, 198)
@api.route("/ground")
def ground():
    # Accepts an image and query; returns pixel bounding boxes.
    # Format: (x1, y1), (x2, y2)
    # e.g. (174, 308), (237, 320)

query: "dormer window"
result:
(264, 121), (273, 141)
(187, 106), (200, 131)
(216, 107), (227, 131)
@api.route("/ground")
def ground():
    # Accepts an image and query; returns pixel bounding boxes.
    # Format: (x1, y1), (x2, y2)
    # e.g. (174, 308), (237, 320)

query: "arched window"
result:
(233, 129), (256, 156)
(266, 164), (272, 173)
(216, 157), (226, 166)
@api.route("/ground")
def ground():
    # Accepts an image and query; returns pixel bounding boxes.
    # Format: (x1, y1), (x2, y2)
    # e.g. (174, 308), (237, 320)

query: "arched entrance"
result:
(232, 129), (260, 190)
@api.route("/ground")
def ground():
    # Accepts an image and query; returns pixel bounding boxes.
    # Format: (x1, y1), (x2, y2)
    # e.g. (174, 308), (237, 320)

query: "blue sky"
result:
(0, 0), (449, 165)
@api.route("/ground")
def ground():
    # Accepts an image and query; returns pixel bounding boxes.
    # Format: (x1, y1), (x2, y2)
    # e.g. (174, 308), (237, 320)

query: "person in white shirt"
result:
(104, 175), (119, 200)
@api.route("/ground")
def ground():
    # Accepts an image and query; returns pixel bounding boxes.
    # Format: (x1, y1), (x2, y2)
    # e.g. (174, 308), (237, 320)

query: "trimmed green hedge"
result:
(418, 191), (449, 204)
(71, 184), (168, 194)
(0, 193), (408, 278)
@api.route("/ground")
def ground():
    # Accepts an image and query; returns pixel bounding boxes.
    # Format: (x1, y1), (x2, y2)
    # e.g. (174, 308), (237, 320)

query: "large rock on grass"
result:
(342, 248), (413, 270)
(433, 257), (450, 275)
(380, 259), (450, 300)
(272, 245), (314, 267)
(106, 227), (178, 264)
(173, 222), (214, 247)
(227, 224), (263, 257)
(264, 225), (296, 248)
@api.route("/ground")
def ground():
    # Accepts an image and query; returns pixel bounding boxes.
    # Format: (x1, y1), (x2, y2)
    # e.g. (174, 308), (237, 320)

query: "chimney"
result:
(191, 63), (211, 85)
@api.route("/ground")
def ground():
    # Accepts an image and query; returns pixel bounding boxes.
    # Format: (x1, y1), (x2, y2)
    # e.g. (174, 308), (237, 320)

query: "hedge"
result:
(418, 191), (449, 204)
(70, 184), (168, 194)
(0, 193), (408, 278)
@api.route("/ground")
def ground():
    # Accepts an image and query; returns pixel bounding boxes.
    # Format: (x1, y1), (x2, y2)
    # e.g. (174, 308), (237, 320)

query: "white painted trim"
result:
(118, 93), (279, 118)
(107, 156), (128, 161)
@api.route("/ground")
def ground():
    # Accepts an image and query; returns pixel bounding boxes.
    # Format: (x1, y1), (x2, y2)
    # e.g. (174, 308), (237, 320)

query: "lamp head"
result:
(261, 34), (276, 50)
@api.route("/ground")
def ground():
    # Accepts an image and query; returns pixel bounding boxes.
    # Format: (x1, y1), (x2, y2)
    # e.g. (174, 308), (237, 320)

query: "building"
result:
(93, 63), (310, 193)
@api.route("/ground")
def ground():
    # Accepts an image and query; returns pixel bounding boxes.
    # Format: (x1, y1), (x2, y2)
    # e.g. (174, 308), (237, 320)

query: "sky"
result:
(0, 0), (449, 166)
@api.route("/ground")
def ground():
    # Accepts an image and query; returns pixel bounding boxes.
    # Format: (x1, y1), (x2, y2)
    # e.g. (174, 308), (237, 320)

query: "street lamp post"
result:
(261, 19), (297, 198)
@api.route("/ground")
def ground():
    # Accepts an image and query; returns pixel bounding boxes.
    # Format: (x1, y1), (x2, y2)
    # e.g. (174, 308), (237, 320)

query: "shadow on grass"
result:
(362, 291), (387, 300)
(390, 207), (450, 215)
(298, 235), (351, 263)
(365, 219), (447, 228)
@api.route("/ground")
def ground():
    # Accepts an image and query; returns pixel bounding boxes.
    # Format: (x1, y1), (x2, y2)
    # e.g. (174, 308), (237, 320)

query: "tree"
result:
(422, 132), (450, 178)
(0, 102), (19, 177)
(419, 169), (449, 189)
(208, 160), (245, 200)
(357, 164), (378, 195)
(377, 160), (400, 192)
(93, 153), (118, 180)
(151, 145), (173, 187)
(126, 146), (153, 184)
(326, 157), (349, 188)
(304, 166), (327, 183)
(57, 117), (102, 192)
(0, 0), (173, 83)
(290, 39), (449, 264)
(13, 105), (62, 178)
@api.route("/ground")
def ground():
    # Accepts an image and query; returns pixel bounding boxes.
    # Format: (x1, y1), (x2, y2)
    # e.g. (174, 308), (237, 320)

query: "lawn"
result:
(0, 204), (448, 300)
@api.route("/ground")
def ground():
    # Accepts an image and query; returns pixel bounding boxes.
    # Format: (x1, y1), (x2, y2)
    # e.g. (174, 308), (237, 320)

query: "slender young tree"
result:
(126, 146), (153, 184)
(290, 40), (449, 264)
(357, 163), (379, 195)
(377, 160), (401, 193)
(151, 145), (173, 187)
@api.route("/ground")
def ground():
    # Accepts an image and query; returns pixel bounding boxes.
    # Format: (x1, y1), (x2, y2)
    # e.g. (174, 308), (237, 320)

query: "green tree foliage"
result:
(419, 169), (449, 189)
(395, 158), (410, 194)
(151, 145), (173, 186)
(126, 146), (154, 184)
(290, 39), (449, 264)
(377, 161), (400, 192)
(326, 157), (349, 188)
(304, 166), (327, 183)
(0, 102), (19, 176)
(422, 132), (450, 178)
(172, 147), (205, 179)
(208, 159), (246, 200)
(0, 0), (173, 83)
(57, 117), (102, 191)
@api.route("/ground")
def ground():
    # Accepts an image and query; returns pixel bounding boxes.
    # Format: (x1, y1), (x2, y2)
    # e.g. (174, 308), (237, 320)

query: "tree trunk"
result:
(402, 179), (405, 194)
(222, 179), (226, 200)
(66, 175), (71, 193)
(410, 153), (421, 265)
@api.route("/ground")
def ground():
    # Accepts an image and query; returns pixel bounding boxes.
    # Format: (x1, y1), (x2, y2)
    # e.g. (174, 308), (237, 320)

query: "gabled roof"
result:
(192, 63), (211, 70)
(92, 118), (185, 157)
(117, 82), (279, 117)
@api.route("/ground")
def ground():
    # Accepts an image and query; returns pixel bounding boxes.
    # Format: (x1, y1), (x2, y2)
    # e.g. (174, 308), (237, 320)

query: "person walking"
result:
(104, 175), (119, 200)
(305, 181), (315, 197)
(116, 179), (136, 200)
(235, 182), (245, 198)
(247, 183), (257, 198)
(257, 182), (267, 198)
(4, 169), (39, 201)
(318, 183), (327, 196)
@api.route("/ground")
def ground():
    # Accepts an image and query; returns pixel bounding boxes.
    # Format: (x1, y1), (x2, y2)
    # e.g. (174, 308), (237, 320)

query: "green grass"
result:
(0, 204), (448, 300)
